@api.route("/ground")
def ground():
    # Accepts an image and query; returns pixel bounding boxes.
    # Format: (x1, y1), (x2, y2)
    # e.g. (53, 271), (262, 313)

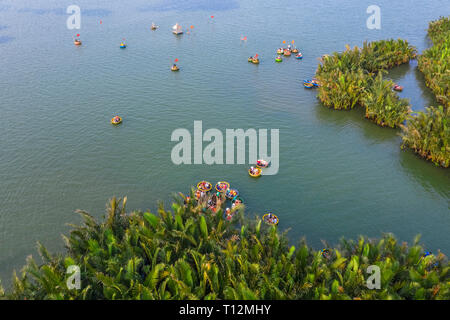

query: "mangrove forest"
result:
(315, 16), (449, 168)
(1, 195), (449, 300)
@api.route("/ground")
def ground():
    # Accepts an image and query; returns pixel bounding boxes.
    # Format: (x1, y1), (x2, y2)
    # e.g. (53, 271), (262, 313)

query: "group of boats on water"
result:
(248, 45), (303, 65)
(194, 180), (279, 225)
(275, 45), (303, 62)
(303, 78), (321, 88)
(82, 26), (329, 124)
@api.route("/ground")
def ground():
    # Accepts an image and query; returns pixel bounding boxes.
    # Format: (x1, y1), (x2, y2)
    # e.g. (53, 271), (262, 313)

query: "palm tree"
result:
(361, 72), (411, 128)
(418, 16), (450, 108)
(400, 106), (450, 167)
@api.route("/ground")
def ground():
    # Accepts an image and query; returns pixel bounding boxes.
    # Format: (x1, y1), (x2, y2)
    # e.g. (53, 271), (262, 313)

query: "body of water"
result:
(0, 0), (449, 286)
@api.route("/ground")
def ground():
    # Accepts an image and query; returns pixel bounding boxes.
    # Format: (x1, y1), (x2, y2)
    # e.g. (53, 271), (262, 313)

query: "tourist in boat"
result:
(257, 159), (269, 167)
(225, 207), (232, 220)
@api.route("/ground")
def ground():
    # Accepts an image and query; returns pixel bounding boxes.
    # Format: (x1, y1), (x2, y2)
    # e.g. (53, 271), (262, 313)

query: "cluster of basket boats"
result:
(248, 46), (303, 65)
(275, 46), (303, 61)
(194, 180), (279, 225)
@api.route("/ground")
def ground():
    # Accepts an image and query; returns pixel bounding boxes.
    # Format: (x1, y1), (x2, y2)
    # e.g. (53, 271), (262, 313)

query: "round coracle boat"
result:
(248, 167), (262, 177)
(197, 181), (212, 192)
(226, 188), (239, 199)
(256, 159), (270, 168)
(111, 116), (122, 125)
(215, 181), (230, 192)
(262, 213), (279, 225)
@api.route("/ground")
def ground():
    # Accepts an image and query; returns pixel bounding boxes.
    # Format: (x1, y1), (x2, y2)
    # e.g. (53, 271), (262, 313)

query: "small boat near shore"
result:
(226, 188), (239, 200)
(215, 181), (230, 192)
(304, 79), (320, 88)
(393, 84), (403, 91)
(275, 56), (282, 62)
(263, 213), (279, 225)
(197, 181), (212, 192)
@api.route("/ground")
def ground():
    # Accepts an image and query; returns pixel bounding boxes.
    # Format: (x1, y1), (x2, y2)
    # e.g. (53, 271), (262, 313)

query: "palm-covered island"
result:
(314, 16), (449, 167)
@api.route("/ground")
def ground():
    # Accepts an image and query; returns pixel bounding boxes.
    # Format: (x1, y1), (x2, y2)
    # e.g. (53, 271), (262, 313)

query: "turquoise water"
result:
(0, 0), (449, 286)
